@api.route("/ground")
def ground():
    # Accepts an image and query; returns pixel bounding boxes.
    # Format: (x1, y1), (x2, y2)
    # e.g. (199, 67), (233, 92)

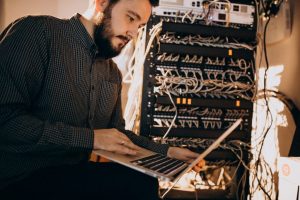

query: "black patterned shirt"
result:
(0, 14), (169, 188)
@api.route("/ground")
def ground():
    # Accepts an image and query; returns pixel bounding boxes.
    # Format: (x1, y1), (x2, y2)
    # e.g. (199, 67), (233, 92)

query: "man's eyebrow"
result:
(127, 10), (141, 21)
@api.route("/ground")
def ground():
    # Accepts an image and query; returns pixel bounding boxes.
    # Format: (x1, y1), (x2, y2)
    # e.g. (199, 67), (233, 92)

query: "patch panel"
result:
(153, 0), (256, 28)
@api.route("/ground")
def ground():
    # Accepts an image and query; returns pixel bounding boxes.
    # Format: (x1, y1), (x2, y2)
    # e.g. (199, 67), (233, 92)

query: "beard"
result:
(94, 4), (128, 59)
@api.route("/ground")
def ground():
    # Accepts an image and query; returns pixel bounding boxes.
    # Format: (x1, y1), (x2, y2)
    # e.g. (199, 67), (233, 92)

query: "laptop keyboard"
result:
(131, 154), (187, 175)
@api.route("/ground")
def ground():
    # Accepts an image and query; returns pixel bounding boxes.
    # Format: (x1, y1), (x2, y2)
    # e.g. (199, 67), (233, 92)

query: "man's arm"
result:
(0, 17), (93, 156)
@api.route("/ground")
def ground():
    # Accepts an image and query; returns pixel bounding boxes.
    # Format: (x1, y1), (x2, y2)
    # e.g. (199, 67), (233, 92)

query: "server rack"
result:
(140, 1), (257, 199)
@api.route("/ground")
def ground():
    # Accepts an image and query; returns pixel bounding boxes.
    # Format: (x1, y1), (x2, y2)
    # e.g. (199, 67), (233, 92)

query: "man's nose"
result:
(126, 25), (139, 40)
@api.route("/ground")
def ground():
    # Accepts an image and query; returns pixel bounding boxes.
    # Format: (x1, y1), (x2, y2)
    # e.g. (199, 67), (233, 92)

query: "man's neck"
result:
(80, 11), (97, 39)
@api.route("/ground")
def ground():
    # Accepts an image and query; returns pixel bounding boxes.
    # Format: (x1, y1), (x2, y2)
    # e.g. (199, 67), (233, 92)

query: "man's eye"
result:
(128, 15), (135, 22)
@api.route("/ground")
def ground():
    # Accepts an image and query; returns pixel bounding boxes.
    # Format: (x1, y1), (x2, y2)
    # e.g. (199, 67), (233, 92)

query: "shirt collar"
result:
(70, 13), (98, 56)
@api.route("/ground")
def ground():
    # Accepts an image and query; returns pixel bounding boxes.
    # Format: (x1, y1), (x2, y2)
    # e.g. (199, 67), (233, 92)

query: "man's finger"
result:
(114, 145), (137, 156)
(186, 152), (199, 159)
(121, 140), (141, 151)
(193, 165), (202, 173)
(197, 159), (206, 167)
(116, 135), (131, 144)
(192, 160), (206, 173)
(116, 132), (136, 146)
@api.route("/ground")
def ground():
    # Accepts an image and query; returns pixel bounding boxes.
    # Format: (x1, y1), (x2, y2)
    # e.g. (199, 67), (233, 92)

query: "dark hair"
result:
(109, 0), (159, 7)
(149, 0), (159, 6)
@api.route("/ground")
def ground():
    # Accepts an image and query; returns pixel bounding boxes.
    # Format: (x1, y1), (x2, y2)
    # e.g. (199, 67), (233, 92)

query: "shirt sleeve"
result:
(108, 63), (169, 155)
(0, 16), (94, 155)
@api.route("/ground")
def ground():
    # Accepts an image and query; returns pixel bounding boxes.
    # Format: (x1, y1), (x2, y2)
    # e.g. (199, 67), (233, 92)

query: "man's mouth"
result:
(117, 35), (130, 47)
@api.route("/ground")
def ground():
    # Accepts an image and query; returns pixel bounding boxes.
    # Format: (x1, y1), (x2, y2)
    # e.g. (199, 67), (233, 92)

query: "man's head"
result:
(93, 0), (159, 59)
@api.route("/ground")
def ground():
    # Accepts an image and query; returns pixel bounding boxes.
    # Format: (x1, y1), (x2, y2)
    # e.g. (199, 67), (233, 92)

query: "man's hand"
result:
(93, 128), (140, 155)
(167, 147), (206, 172)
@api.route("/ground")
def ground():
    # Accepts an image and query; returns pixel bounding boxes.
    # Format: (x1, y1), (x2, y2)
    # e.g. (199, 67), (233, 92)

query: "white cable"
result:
(123, 22), (163, 131)
(162, 90), (178, 139)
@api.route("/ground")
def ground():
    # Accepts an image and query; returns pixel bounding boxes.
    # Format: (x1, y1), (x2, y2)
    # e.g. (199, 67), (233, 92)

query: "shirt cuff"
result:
(68, 127), (94, 152)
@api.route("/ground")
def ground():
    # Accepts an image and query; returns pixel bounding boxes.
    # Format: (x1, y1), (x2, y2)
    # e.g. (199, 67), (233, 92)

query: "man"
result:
(0, 0), (202, 199)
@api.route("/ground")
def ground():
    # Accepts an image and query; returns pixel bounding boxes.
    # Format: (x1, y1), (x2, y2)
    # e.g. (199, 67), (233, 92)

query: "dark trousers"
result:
(0, 162), (159, 200)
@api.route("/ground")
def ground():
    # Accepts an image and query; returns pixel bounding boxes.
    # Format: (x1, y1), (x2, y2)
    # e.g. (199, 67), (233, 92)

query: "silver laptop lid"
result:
(160, 118), (243, 199)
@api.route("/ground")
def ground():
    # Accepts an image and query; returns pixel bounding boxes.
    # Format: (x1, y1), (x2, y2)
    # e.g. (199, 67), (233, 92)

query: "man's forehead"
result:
(119, 0), (152, 20)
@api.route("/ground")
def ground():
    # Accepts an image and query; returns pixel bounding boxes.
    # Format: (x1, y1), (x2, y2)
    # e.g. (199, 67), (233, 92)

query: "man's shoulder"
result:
(5, 15), (67, 35)
(12, 15), (58, 24)
(16, 15), (70, 29)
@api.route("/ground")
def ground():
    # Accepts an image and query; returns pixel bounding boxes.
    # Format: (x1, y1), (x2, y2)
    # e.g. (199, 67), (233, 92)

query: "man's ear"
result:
(95, 0), (109, 12)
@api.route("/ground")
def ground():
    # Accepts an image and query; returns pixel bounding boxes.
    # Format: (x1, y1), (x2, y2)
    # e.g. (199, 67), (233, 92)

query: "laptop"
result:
(93, 118), (242, 198)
